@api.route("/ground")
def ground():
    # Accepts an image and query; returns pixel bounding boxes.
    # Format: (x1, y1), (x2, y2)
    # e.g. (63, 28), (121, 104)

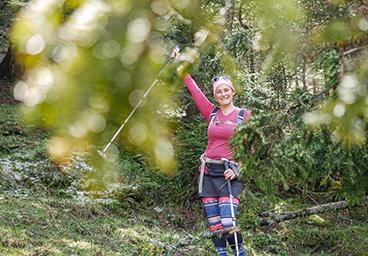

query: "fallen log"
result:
(256, 197), (368, 227)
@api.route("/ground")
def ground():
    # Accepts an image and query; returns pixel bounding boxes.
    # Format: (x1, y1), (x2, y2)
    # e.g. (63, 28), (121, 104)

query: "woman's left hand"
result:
(224, 168), (237, 180)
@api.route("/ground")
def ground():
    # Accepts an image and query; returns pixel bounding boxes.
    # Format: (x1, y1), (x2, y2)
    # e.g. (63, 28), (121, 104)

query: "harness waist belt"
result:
(198, 154), (237, 193)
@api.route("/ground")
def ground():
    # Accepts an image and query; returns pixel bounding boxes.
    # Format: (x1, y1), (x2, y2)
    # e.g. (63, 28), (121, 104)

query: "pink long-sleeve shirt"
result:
(183, 75), (251, 161)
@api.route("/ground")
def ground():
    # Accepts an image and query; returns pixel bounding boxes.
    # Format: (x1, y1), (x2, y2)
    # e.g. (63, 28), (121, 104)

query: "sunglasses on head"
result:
(213, 76), (230, 82)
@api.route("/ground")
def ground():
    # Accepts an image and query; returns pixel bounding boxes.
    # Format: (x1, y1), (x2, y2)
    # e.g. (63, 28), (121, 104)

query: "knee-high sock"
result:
(212, 237), (227, 256)
(226, 233), (245, 256)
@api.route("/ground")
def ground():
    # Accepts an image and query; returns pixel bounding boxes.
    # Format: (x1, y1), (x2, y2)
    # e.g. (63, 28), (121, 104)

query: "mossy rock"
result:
(299, 214), (333, 227)
(306, 214), (332, 227)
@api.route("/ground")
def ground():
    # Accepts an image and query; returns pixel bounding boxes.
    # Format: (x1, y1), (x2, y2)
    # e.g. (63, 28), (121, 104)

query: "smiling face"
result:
(214, 84), (235, 107)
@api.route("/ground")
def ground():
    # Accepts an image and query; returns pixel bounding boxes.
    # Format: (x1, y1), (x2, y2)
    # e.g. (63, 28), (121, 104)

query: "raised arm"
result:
(171, 47), (215, 122)
(183, 74), (215, 123)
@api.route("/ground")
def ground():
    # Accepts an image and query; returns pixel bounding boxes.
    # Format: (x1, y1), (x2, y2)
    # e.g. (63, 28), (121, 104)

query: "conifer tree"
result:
(9, 0), (368, 202)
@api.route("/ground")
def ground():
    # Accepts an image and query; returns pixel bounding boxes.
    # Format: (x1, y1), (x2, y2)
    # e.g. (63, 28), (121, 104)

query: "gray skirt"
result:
(198, 163), (243, 198)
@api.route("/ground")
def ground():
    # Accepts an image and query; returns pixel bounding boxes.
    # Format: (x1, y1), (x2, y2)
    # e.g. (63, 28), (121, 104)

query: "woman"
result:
(172, 49), (250, 256)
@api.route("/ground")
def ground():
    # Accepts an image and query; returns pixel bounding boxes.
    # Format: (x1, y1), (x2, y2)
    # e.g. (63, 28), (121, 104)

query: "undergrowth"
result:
(0, 104), (367, 255)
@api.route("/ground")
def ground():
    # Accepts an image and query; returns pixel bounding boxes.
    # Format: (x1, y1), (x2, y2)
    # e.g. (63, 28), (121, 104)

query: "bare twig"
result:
(16, 138), (34, 144)
(343, 47), (364, 55)
(288, 183), (320, 206)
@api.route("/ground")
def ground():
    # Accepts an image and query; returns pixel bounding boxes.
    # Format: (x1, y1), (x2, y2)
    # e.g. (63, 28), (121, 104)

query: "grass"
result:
(0, 191), (366, 256)
(0, 191), (217, 255)
(0, 103), (367, 255)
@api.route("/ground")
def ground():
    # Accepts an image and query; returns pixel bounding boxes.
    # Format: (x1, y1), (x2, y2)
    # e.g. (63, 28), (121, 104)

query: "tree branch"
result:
(156, 226), (241, 255)
(238, 9), (251, 30)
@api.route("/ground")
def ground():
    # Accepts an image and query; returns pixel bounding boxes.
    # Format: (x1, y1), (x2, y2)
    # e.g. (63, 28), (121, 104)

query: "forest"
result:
(0, 0), (368, 255)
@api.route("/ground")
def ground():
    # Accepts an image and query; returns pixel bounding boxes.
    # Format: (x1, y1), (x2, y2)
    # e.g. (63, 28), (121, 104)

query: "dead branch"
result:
(155, 226), (241, 255)
(255, 197), (368, 227)
(16, 138), (35, 144)
(9, 144), (27, 149)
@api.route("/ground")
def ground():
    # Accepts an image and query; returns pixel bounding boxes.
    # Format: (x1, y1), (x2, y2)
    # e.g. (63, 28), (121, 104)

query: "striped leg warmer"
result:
(202, 197), (223, 231)
(219, 197), (245, 255)
(202, 197), (227, 255)
(219, 196), (239, 229)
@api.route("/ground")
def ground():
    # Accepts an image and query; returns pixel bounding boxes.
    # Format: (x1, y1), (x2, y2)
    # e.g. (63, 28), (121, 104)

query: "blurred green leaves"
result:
(10, 0), (184, 169)
(246, 0), (368, 145)
(251, 0), (305, 70)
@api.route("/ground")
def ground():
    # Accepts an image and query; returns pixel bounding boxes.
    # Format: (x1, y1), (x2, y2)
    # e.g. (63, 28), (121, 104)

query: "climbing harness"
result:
(198, 154), (237, 193)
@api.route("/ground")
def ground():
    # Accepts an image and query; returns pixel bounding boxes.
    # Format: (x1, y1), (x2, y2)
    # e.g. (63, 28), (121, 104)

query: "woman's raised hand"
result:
(171, 46), (180, 59)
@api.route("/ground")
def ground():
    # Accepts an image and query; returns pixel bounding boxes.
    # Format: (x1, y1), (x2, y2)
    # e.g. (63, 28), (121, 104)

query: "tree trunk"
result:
(0, 43), (22, 81)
